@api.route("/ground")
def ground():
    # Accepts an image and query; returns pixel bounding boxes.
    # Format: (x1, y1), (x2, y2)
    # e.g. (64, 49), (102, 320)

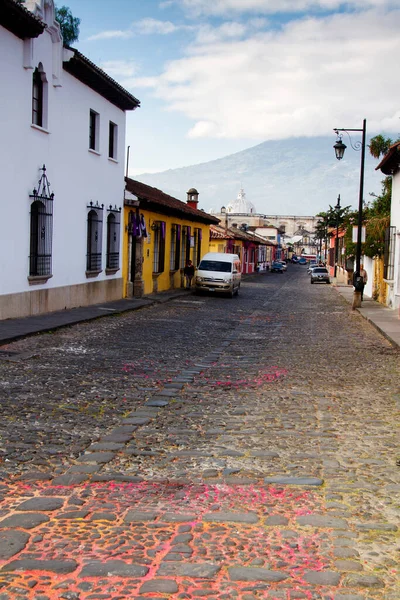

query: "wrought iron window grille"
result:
(29, 165), (54, 277)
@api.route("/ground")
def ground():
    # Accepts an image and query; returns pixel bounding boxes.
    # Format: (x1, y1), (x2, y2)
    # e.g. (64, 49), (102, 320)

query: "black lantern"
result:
(333, 138), (347, 160)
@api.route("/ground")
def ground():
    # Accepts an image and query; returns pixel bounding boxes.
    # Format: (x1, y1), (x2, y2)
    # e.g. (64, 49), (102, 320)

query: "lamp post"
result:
(334, 194), (341, 278)
(333, 118), (366, 308)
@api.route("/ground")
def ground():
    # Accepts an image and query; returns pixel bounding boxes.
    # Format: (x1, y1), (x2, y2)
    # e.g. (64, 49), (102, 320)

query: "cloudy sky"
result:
(66, 0), (400, 175)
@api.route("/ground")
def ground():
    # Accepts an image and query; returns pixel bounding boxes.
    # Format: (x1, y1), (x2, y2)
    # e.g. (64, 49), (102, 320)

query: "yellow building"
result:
(123, 179), (219, 297)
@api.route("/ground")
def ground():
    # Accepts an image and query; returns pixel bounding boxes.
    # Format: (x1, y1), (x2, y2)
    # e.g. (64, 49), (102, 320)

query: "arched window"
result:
(28, 166), (54, 279)
(86, 208), (103, 272)
(32, 64), (47, 128)
(106, 209), (121, 270)
(29, 200), (52, 276)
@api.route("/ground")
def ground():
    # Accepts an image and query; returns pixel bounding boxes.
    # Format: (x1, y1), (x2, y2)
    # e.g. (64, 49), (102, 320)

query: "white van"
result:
(195, 252), (241, 297)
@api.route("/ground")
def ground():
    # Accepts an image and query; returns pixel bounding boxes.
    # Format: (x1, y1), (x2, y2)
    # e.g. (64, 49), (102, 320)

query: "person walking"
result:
(359, 264), (368, 301)
(184, 259), (195, 289)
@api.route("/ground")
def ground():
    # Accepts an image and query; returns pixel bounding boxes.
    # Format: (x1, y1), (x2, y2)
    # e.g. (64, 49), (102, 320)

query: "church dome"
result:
(226, 188), (256, 214)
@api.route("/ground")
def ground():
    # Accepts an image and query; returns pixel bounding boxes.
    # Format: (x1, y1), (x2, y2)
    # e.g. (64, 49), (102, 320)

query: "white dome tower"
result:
(226, 188), (256, 214)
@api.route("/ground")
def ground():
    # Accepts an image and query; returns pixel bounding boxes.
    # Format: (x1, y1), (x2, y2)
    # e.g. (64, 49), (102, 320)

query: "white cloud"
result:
(137, 18), (180, 34)
(141, 9), (400, 141)
(87, 30), (132, 41)
(88, 18), (190, 42)
(173, 0), (399, 15)
(100, 60), (138, 78)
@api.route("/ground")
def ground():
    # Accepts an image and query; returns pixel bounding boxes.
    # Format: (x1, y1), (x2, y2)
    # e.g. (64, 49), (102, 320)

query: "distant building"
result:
(211, 188), (320, 237)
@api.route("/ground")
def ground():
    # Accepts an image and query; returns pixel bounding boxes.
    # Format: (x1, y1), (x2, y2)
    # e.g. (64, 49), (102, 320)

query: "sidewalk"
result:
(0, 289), (190, 346)
(334, 283), (400, 348)
(0, 279), (399, 349)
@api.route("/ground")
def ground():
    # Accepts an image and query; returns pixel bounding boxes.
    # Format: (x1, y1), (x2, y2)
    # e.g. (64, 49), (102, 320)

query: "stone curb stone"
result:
(355, 522), (398, 532)
(145, 399), (169, 407)
(56, 511), (89, 520)
(228, 567), (289, 582)
(16, 498), (64, 511)
(203, 512), (258, 524)
(297, 515), (348, 528)
(343, 574), (385, 588)
(1, 559), (77, 574)
(79, 560), (148, 578)
(124, 511), (158, 523)
(139, 579), (179, 594)
(51, 474), (88, 486)
(303, 571), (341, 585)
(162, 513), (197, 523)
(264, 476), (324, 486)
(157, 562), (221, 578)
(0, 513), (49, 529)
(77, 452), (115, 463)
(0, 531), (30, 559)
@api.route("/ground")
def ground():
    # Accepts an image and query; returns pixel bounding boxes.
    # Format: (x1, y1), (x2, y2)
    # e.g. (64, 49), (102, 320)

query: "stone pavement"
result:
(0, 277), (399, 349)
(0, 269), (398, 599)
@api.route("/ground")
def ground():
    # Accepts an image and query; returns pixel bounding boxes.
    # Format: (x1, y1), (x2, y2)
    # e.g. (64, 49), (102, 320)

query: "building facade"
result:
(0, 0), (139, 320)
(124, 181), (219, 296)
(376, 143), (400, 310)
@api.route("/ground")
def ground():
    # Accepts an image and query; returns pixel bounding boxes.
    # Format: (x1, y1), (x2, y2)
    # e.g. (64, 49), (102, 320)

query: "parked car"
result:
(298, 257), (307, 265)
(271, 261), (284, 273)
(307, 262), (318, 274)
(310, 267), (330, 284)
(280, 261), (287, 271)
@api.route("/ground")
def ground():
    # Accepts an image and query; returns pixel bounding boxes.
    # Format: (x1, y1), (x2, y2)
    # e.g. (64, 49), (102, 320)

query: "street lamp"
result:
(333, 118), (366, 308)
(334, 194), (341, 278)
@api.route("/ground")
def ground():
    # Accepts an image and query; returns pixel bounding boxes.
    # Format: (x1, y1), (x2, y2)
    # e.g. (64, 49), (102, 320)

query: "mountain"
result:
(134, 136), (383, 216)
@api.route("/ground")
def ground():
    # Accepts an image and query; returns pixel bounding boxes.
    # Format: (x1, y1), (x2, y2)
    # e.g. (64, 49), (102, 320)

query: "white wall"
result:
(389, 172), (400, 310)
(0, 17), (126, 298)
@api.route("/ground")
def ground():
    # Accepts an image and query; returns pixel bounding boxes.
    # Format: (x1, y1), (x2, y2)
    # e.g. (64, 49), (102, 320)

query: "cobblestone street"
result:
(0, 266), (398, 600)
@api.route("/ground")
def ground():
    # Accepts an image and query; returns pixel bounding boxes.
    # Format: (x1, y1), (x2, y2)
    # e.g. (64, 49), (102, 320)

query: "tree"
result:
(55, 5), (80, 46)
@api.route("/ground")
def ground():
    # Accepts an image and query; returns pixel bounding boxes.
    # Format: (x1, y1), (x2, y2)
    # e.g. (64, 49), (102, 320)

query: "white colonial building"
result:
(376, 143), (400, 310)
(0, 0), (139, 320)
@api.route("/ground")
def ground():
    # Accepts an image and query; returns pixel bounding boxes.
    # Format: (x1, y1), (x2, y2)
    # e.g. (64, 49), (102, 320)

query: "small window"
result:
(32, 64), (47, 128)
(108, 121), (118, 159)
(106, 207), (121, 270)
(384, 226), (395, 280)
(170, 224), (181, 271)
(153, 221), (166, 273)
(193, 228), (202, 267)
(180, 225), (191, 268)
(89, 110), (99, 151)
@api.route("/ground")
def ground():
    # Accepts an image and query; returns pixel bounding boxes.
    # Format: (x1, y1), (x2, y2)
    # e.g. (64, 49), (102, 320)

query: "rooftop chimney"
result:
(186, 188), (199, 209)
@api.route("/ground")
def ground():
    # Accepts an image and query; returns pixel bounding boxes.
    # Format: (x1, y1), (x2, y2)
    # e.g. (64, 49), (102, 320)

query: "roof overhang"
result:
(63, 48), (140, 111)
(1, 0), (46, 39)
(376, 142), (400, 176)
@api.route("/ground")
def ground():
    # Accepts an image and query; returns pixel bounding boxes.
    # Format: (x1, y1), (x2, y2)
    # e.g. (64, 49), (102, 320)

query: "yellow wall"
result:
(123, 207), (211, 296)
(373, 256), (389, 305)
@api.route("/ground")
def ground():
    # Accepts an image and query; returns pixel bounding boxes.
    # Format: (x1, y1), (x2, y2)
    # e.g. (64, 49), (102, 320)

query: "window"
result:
(170, 224), (181, 271)
(108, 121), (118, 159)
(89, 110), (99, 151)
(32, 64), (47, 128)
(180, 226), (191, 268)
(153, 221), (166, 273)
(193, 228), (202, 266)
(28, 166), (53, 279)
(29, 199), (53, 277)
(86, 203), (103, 272)
(384, 226), (396, 280)
(106, 207), (121, 270)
